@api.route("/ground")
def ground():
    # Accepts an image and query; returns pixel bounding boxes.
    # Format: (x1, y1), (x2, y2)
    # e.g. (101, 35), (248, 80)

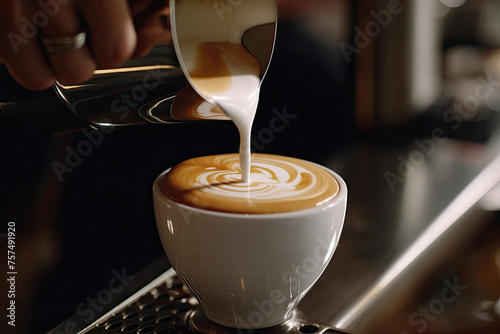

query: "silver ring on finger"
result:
(41, 31), (87, 53)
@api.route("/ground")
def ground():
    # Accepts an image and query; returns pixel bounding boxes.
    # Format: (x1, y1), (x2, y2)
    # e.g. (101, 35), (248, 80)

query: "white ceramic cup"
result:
(153, 164), (347, 329)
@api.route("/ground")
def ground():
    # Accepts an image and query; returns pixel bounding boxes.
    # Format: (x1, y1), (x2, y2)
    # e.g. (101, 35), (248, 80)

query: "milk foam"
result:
(161, 154), (340, 214)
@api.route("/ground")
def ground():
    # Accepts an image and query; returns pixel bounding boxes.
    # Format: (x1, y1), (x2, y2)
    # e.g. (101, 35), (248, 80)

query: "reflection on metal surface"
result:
(54, 61), (199, 127)
(54, 45), (187, 127)
(480, 181), (500, 211)
(137, 94), (179, 124)
(396, 162), (432, 248)
(294, 128), (500, 332)
(167, 84), (230, 121)
(57, 65), (180, 90)
(333, 152), (500, 330)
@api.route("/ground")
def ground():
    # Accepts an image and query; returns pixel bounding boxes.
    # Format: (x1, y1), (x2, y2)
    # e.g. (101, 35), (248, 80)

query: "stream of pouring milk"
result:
(184, 41), (262, 184)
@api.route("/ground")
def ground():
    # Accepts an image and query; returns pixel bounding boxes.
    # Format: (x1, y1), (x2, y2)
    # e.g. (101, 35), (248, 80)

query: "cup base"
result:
(186, 308), (330, 334)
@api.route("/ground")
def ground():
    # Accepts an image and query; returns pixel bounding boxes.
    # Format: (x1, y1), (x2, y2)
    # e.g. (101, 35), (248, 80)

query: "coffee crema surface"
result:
(161, 153), (340, 214)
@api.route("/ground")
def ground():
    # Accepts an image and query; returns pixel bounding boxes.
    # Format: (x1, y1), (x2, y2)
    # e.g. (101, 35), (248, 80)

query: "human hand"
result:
(0, 0), (169, 91)
(0, 0), (322, 91)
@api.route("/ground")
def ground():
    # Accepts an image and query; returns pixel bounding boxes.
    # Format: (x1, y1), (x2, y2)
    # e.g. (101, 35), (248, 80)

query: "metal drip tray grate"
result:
(82, 273), (197, 334)
(75, 269), (351, 334)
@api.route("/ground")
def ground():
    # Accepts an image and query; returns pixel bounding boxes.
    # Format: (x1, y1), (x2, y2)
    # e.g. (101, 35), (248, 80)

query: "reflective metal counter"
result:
(301, 130), (500, 333)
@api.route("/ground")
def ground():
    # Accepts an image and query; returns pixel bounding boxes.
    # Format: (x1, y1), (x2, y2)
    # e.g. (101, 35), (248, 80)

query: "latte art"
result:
(161, 153), (340, 213)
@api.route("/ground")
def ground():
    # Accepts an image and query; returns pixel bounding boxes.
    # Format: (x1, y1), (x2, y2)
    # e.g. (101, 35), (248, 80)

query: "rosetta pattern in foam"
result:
(161, 154), (340, 214)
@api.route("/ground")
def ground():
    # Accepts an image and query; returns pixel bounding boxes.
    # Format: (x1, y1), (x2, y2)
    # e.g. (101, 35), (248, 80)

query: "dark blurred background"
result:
(1, 1), (500, 333)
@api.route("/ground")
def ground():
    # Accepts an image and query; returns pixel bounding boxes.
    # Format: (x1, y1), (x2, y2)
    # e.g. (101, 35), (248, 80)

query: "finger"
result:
(131, 0), (170, 57)
(38, 0), (96, 85)
(0, 1), (55, 90)
(78, 0), (136, 69)
(133, 7), (171, 58)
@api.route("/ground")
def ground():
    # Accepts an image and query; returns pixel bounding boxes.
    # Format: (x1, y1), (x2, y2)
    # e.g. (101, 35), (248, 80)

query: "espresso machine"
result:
(1, 1), (500, 334)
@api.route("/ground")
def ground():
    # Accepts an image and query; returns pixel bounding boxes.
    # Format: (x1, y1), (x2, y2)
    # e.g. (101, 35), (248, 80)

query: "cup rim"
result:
(153, 162), (347, 219)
